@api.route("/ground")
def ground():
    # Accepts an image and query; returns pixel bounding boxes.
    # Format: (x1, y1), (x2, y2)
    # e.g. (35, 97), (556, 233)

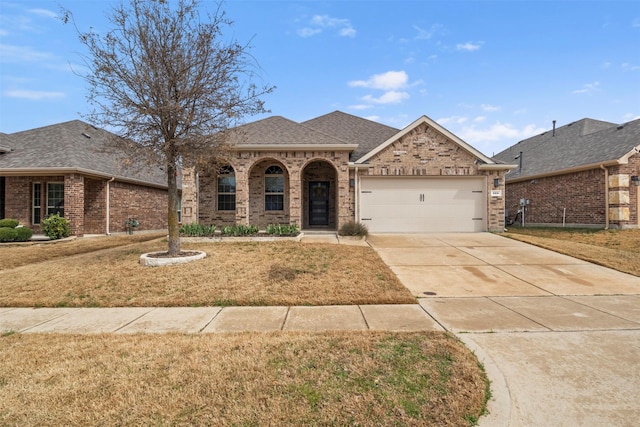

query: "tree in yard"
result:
(63, 0), (273, 255)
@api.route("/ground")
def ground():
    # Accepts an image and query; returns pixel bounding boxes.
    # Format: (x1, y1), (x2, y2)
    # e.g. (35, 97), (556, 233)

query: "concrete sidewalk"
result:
(0, 304), (442, 334)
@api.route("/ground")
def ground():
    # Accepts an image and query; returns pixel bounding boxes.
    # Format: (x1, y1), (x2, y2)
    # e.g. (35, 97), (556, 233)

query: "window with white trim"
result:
(265, 165), (284, 211)
(217, 165), (236, 211)
(46, 182), (64, 217)
(33, 182), (42, 224)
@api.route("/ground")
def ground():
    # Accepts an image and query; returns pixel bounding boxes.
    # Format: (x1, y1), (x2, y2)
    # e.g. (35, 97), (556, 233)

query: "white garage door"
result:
(359, 177), (487, 233)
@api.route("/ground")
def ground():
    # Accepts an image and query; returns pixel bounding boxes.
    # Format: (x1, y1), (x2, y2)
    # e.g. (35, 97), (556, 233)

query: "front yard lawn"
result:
(504, 227), (640, 277)
(0, 237), (416, 307)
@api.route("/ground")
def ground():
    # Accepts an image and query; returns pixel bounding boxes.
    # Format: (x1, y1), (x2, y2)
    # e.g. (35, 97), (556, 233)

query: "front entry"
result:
(309, 181), (330, 226)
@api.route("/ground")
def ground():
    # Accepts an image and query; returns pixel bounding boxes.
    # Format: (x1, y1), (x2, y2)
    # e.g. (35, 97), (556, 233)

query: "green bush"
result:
(0, 227), (18, 242)
(266, 224), (300, 236)
(15, 227), (34, 241)
(221, 224), (259, 236)
(42, 213), (71, 240)
(179, 223), (217, 237)
(0, 218), (19, 228)
(338, 221), (369, 237)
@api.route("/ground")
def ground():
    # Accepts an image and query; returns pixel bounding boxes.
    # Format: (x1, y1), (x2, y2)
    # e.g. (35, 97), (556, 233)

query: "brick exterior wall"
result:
(354, 123), (508, 232)
(108, 181), (169, 233)
(504, 153), (640, 229)
(191, 150), (350, 230)
(3, 174), (169, 235)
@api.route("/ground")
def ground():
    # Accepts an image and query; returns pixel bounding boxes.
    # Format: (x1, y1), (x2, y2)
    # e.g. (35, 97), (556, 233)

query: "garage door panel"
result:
(360, 177), (486, 233)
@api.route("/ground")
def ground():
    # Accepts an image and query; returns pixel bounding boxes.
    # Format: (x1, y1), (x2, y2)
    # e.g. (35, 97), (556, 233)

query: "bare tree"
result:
(63, 0), (273, 255)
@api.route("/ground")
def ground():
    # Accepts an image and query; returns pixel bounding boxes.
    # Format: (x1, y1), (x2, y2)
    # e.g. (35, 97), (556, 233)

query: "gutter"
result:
(601, 165), (609, 230)
(505, 159), (621, 184)
(234, 144), (358, 152)
(0, 167), (172, 190)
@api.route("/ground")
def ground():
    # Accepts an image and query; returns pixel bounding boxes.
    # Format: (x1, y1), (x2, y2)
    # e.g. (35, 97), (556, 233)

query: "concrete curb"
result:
(458, 334), (511, 427)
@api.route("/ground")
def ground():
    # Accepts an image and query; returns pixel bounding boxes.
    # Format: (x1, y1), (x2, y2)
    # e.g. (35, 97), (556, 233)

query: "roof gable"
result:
(355, 115), (496, 165)
(493, 118), (640, 180)
(302, 111), (399, 160)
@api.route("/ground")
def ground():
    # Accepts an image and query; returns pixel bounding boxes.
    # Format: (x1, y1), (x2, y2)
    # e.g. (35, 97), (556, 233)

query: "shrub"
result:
(0, 227), (18, 242)
(179, 223), (216, 237)
(0, 218), (19, 228)
(338, 221), (369, 237)
(266, 224), (300, 236)
(221, 224), (259, 236)
(41, 213), (71, 240)
(15, 227), (34, 242)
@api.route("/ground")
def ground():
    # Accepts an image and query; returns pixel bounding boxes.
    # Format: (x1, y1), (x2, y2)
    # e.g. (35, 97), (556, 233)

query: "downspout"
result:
(354, 166), (359, 222)
(600, 165), (609, 230)
(106, 177), (115, 235)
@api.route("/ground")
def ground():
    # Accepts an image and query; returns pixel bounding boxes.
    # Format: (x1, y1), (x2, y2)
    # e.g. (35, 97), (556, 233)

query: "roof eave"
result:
(478, 164), (519, 171)
(233, 144), (358, 151)
(505, 159), (622, 183)
(0, 167), (171, 190)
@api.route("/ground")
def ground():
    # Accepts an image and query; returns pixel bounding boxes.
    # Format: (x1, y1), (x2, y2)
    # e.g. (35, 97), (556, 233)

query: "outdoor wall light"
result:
(631, 176), (640, 186)
(493, 178), (501, 187)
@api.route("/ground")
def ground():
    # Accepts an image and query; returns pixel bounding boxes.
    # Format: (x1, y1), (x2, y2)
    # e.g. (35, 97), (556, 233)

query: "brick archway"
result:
(301, 160), (338, 230)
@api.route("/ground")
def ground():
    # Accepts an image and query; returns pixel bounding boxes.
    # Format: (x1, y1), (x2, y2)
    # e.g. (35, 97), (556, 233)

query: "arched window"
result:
(265, 165), (284, 211)
(217, 165), (236, 211)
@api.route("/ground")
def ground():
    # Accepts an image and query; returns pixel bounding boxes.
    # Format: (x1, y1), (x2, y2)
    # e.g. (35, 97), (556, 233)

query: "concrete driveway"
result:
(368, 233), (640, 427)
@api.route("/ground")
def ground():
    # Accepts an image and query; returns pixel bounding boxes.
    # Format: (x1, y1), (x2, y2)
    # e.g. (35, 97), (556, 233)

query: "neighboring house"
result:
(493, 118), (640, 229)
(181, 111), (514, 233)
(0, 120), (175, 236)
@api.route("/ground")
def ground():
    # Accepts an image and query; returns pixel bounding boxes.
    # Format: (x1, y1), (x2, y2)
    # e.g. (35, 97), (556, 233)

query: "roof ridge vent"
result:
(617, 125), (624, 130)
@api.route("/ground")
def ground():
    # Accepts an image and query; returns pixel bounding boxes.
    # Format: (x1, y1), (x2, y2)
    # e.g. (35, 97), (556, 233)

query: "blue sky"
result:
(1, 0), (639, 156)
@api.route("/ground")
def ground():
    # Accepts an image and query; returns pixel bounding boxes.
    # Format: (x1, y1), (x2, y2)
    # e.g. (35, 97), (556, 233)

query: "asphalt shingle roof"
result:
(228, 115), (355, 146)
(0, 120), (167, 187)
(493, 118), (640, 180)
(302, 111), (400, 161)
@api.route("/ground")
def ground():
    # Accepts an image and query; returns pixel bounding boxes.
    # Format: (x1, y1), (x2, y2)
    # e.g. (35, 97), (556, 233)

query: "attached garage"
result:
(358, 176), (487, 233)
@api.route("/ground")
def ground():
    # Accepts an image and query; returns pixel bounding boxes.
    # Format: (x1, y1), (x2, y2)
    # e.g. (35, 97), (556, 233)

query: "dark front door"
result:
(309, 181), (330, 226)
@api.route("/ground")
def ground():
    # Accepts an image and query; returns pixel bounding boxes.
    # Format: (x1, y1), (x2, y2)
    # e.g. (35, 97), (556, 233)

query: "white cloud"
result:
(621, 63), (640, 71)
(349, 70), (409, 90)
(456, 41), (483, 52)
(362, 91), (410, 104)
(0, 43), (56, 63)
(5, 89), (65, 100)
(297, 14), (355, 38)
(572, 81), (600, 95)
(437, 115), (469, 125)
(474, 116), (486, 123)
(28, 8), (57, 19)
(480, 103), (500, 112)
(454, 122), (546, 143)
(413, 24), (445, 40)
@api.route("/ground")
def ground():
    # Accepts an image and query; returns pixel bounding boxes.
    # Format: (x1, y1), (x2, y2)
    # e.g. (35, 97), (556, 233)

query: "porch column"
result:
(336, 163), (351, 231)
(235, 167), (249, 225)
(180, 167), (198, 224)
(64, 174), (85, 236)
(289, 165), (302, 227)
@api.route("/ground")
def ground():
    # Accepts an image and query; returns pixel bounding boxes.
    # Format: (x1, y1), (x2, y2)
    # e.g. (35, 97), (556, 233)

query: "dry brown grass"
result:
(0, 238), (415, 307)
(0, 232), (166, 270)
(0, 331), (487, 426)
(504, 227), (640, 277)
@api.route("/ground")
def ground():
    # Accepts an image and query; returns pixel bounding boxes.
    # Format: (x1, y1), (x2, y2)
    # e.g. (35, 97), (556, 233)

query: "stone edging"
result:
(140, 250), (207, 267)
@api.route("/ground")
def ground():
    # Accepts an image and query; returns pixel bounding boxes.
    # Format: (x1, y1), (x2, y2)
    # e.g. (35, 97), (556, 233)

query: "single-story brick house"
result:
(181, 111), (515, 233)
(0, 120), (175, 236)
(493, 118), (640, 229)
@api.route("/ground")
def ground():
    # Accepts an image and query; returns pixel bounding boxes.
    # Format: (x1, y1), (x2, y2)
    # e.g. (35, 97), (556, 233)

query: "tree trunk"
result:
(167, 160), (180, 256)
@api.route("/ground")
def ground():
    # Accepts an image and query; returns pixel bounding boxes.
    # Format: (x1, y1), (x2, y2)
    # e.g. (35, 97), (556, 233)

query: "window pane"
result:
(217, 176), (236, 193)
(265, 176), (284, 193)
(33, 183), (41, 224)
(218, 194), (236, 211)
(47, 183), (64, 217)
(265, 194), (284, 211)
